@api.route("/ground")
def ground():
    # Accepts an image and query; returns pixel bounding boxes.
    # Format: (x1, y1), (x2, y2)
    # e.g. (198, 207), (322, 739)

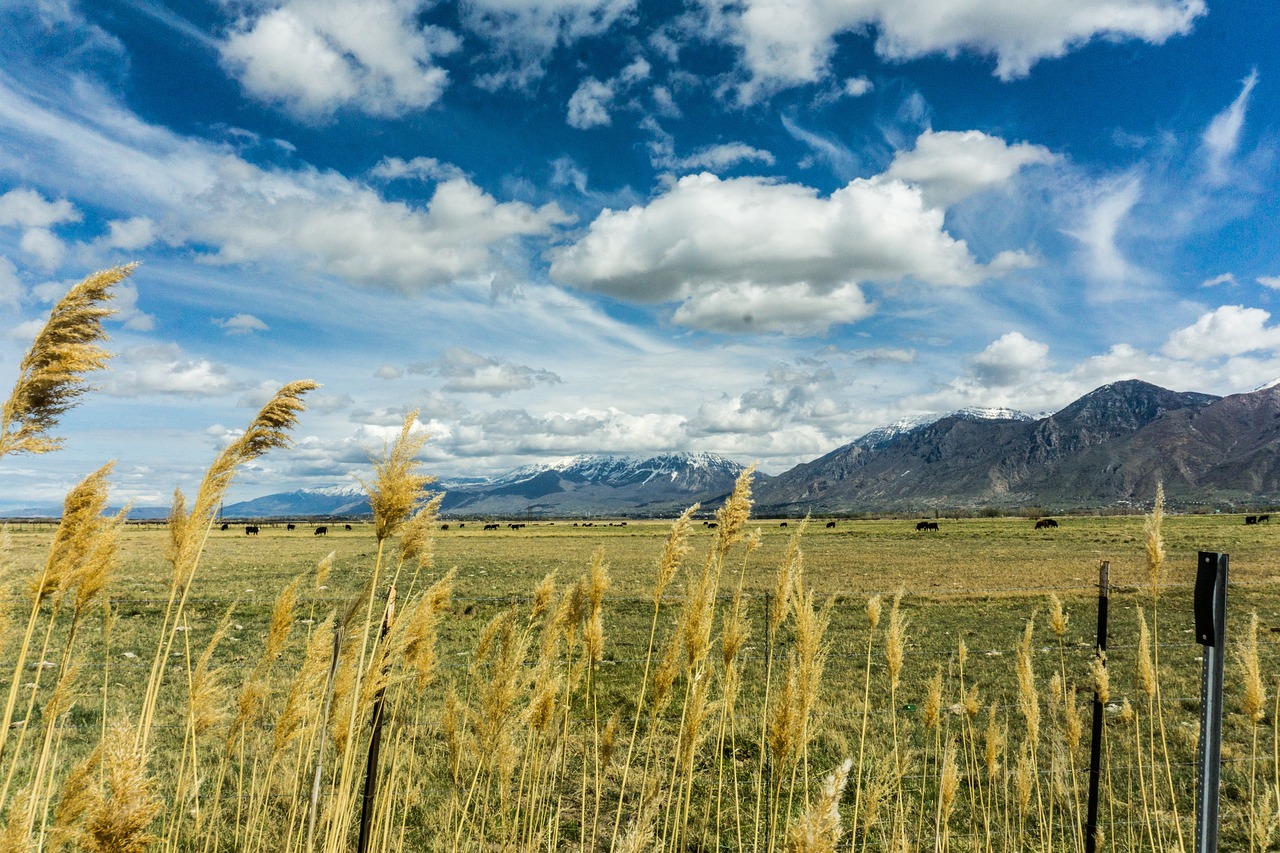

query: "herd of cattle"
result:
(209, 514), (1280, 536)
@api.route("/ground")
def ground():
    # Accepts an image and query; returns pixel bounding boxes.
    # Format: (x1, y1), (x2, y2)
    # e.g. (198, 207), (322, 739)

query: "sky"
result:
(0, 0), (1278, 510)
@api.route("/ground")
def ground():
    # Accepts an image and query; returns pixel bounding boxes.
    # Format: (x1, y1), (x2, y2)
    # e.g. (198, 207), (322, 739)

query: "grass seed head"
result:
(398, 492), (443, 572)
(1136, 607), (1156, 699)
(924, 665), (943, 730)
(367, 409), (433, 543)
(1049, 593), (1068, 637)
(654, 503), (697, 603)
(785, 757), (852, 853)
(713, 464), (755, 557)
(1, 264), (129, 457)
(866, 594), (882, 630)
(1237, 610), (1267, 724)
(1144, 482), (1166, 596)
(83, 720), (162, 853)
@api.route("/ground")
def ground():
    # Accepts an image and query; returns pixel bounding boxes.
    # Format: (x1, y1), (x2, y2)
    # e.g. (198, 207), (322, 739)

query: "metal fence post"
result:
(1195, 552), (1229, 853)
(1084, 560), (1110, 853)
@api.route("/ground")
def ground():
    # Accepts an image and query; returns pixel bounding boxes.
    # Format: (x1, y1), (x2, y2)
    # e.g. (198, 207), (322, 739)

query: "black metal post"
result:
(357, 586), (397, 853)
(1084, 560), (1110, 853)
(1195, 552), (1228, 853)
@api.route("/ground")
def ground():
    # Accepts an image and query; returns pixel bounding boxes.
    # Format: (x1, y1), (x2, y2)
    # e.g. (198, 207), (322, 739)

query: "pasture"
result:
(4, 507), (1280, 851)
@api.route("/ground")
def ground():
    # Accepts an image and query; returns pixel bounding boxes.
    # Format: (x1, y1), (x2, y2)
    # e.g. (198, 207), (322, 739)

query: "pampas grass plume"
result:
(367, 409), (433, 543)
(0, 264), (130, 457)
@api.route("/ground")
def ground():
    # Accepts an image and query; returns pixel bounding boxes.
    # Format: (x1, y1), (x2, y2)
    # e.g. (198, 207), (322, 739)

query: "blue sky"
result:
(0, 0), (1278, 509)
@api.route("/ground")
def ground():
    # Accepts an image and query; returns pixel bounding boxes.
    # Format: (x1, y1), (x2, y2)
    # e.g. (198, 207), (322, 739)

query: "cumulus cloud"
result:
(101, 216), (156, 250)
(843, 76), (873, 97)
(552, 152), (1039, 333)
(717, 0), (1205, 99)
(0, 188), (80, 228)
(102, 344), (239, 397)
(882, 130), (1055, 207)
(214, 313), (270, 335)
(1258, 276), (1280, 290)
(1162, 305), (1280, 360)
(968, 332), (1050, 387)
(567, 77), (615, 128)
(1202, 68), (1259, 185)
(461, 0), (637, 90)
(219, 0), (459, 119)
(418, 347), (561, 395)
(20, 228), (66, 270)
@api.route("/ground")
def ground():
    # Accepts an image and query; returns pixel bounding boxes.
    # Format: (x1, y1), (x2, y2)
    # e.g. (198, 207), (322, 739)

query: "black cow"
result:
(286, 523), (296, 531)
(441, 524), (449, 530)
(915, 521), (938, 532)
(825, 521), (836, 529)
(1261, 515), (1271, 523)
(344, 524), (352, 531)
(1035, 518), (1059, 530)
(780, 521), (788, 527)
(314, 526), (328, 536)
(1246, 515), (1259, 525)
(245, 525), (259, 536)
(484, 523), (499, 530)
(220, 523), (229, 531)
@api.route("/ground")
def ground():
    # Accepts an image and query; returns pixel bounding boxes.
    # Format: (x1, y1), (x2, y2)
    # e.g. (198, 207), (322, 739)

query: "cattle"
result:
(705, 522), (718, 529)
(1246, 515), (1259, 525)
(484, 523), (499, 531)
(314, 526), (328, 536)
(1035, 518), (1059, 530)
(286, 523), (296, 531)
(441, 524), (449, 530)
(780, 522), (788, 528)
(826, 521), (836, 529)
(509, 523), (526, 530)
(220, 523), (229, 531)
(245, 525), (259, 536)
(344, 524), (352, 531)
(915, 521), (938, 532)
(1262, 515), (1272, 523)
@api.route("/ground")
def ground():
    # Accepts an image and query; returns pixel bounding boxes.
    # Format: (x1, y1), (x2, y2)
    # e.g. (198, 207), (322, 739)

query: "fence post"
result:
(1195, 552), (1228, 853)
(1084, 560), (1110, 853)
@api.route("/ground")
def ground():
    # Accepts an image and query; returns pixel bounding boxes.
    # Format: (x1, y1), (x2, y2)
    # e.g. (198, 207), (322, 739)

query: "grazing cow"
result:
(780, 521), (788, 528)
(1246, 515), (1258, 525)
(220, 523), (229, 531)
(826, 521), (836, 529)
(706, 522), (718, 529)
(441, 524), (449, 530)
(1261, 515), (1272, 524)
(344, 524), (352, 531)
(314, 526), (328, 536)
(915, 521), (938, 532)
(245, 525), (259, 536)
(458, 523), (465, 528)
(484, 523), (499, 531)
(286, 523), (296, 531)
(1035, 518), (1058, 530)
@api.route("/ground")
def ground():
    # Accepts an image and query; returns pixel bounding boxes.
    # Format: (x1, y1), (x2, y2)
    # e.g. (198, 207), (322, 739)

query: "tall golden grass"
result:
(0, 268), (1275, 852)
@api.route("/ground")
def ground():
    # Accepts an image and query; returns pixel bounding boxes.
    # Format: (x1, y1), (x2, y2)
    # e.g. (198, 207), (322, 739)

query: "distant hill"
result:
(751, 379), (1276, 513)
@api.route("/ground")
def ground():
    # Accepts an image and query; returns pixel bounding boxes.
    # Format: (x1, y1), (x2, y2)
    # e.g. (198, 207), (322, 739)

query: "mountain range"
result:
(6, 379), (1279, 518)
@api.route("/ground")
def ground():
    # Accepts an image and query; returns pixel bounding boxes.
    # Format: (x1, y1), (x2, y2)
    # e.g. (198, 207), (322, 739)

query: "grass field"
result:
(4, 506), (1280, 851)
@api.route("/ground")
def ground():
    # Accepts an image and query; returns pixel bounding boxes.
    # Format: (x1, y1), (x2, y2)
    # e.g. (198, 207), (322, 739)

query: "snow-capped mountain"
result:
(851, 406), (1038, 451)
(216, 452), (750, 519)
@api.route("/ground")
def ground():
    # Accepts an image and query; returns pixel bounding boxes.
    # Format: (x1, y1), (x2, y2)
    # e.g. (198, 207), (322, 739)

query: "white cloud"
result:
(101, 216), (157, 250)
(0, 76), (574, 291)
(214, 313), (270, 335)
(1070, 174), (1143, 285)
(1200, 273), (1236, 288)
(19, 228), (66, 270)
(717, 0), (1205, 100)
(1258, 276), (1280, 290)
(1202, 68), (1259, 185)
(0, 188), (80, 228)
(882, 130), (1055, 207)
(843, 76), (873, 97)
(674, 143), (776, 172)
(551, 166), (1032, 333)
(421, 347), (562, 395)
(1163, 305), (1280, 360)
(671, 282), (872, 335)
(0, 256), (20, 307)
(967, 331), (1050, 387)
(374, 364), (403, 379)
(567, 77), (615, 129)
(551, 157), (588, 193)
(461, 0), (637, 90)
(102, 344), (239, 397)
(219, 0), (459, 119)
(370, 156), (467, 183)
